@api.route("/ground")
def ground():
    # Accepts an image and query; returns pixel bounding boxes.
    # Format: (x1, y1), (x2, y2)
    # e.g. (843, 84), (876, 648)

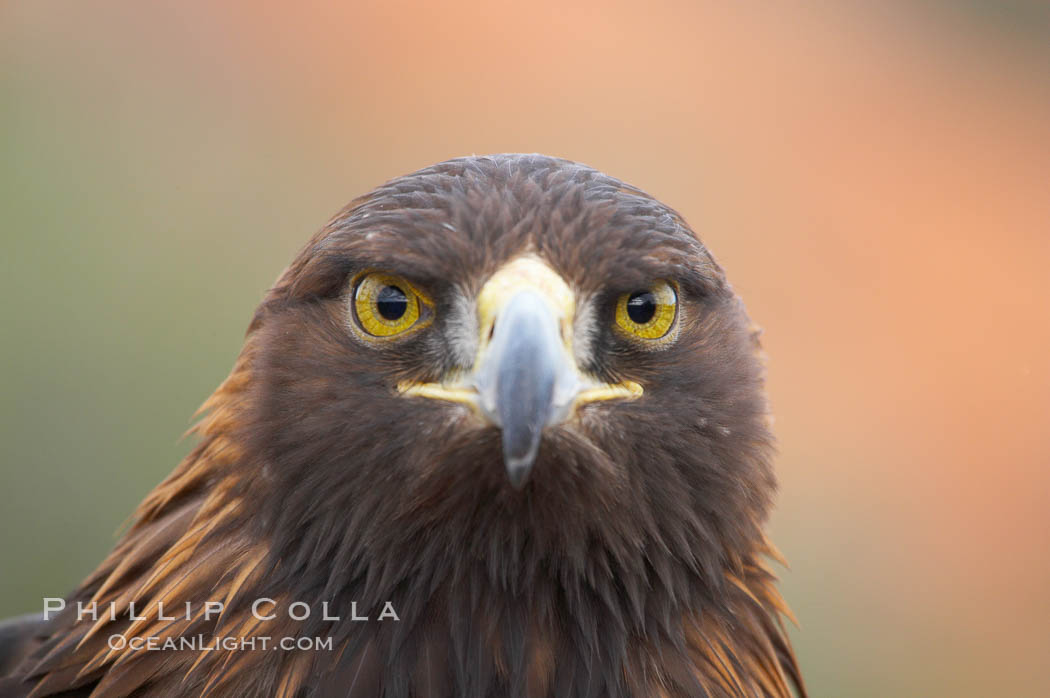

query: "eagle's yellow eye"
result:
(352, 272), (431, 338)
(615, 280), (678, 340)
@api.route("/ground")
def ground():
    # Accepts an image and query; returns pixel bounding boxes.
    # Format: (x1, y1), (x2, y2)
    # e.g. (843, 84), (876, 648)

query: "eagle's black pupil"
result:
(626, 291), (656, 324)
(376, 285), (408, 321)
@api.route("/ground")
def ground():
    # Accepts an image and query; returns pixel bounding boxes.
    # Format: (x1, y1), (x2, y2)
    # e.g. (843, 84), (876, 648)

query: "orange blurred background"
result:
(2, 1), (1048, 695)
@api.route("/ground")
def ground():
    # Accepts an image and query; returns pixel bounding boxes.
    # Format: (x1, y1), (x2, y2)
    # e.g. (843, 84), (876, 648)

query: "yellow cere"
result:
(475, 256), (576, 360)
(615, 280), (678, 339)
(353, 272), (430, 337)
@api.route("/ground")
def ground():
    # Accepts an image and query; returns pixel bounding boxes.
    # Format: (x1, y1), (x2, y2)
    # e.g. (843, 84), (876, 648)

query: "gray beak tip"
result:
(505, 457), (534, 489)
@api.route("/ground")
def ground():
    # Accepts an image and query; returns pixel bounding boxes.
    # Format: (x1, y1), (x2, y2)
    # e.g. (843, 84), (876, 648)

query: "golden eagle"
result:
(1, 154), (804, 697)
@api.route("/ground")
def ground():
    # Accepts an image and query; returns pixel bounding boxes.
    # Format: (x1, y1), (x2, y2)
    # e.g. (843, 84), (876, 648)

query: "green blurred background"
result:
(2, 1), (1048, 695)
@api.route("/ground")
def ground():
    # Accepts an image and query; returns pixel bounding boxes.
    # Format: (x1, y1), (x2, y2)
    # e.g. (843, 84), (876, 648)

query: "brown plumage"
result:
(1, 154), (804, 697)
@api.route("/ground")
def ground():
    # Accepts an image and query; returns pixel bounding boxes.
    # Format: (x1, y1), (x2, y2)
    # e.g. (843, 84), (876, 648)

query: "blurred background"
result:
(2, 1), (1048, 695)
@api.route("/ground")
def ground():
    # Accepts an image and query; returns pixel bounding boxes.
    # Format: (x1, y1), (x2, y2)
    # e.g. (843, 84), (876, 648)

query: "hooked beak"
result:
(473, 289), (579, 486)
(399, 256), (641, 488)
